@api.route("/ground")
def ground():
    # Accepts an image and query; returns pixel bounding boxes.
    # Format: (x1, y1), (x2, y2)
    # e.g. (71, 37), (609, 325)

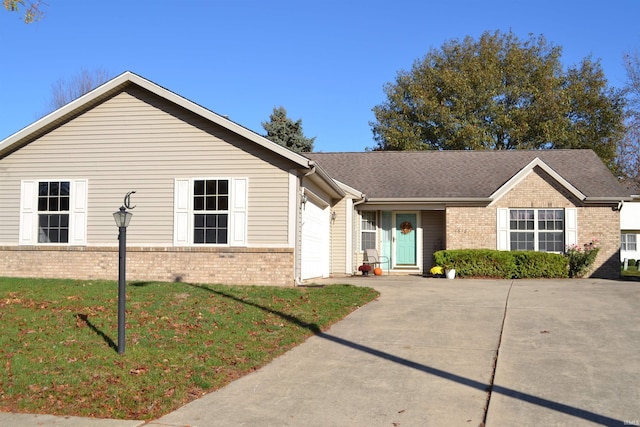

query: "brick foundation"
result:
(0, 246), (295, 286)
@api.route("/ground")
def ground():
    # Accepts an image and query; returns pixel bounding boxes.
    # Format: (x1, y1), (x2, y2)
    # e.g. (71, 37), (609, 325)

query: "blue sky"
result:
(1, 0), (639, 152)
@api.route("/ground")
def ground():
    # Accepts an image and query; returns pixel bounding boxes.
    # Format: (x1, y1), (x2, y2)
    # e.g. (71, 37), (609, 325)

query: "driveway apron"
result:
(150, 277), (510, 426)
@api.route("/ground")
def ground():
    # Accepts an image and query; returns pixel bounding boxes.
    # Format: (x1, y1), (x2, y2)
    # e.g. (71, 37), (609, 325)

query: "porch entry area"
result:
(378, 210), (445, 273)
(380, 211), (418, 271)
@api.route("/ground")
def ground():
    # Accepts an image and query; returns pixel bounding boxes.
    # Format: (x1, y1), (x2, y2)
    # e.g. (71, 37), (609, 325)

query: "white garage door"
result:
(301, 199), (330, 280)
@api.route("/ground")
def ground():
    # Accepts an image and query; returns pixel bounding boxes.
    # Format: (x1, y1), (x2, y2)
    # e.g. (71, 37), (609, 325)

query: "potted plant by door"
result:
(358, 264), (372, 276)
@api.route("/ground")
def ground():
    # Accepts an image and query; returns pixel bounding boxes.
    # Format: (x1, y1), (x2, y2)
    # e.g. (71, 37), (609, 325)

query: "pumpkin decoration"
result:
(373, 267), (383, 276)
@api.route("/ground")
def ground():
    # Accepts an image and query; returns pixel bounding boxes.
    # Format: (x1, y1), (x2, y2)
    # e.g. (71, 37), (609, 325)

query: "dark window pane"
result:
(218, 214), (228, 227)
(218, 229), (227, 244)
(50, 182), (59, 195)
(205, 214), (216, 227)
(60, 215), (69, 227)
(194, 229), (204, 244)
(49, 229), (59, 243)
(50, 198), (59, 212)
(206, 229), (216, 243)
(194, 214), (205, 227)
(59, 230), (69, 243)
(38, 197), (47, 211)
(194, 180), (205, 195)
(206, 180), (217, 195)
(194, 196), (204, 211)
(218, 196), (228, 211)
(60, 197), (70, 211)
(205, 196), (217, 211)
(39, 182), (48, 196)
(60, 182), (70, 196)
(218, 180), (229, 195)
(39, 215), (48, 227)
(50, 215), (59, 227)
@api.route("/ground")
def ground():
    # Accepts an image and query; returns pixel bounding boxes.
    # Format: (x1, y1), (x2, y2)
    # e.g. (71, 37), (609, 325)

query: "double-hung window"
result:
(193, 179), (229, 244)
(20, 179), (87, 245)
(621, 233), (637, 251)
(174, 178), (247, 246)
(38, 181), (70, 243)
(509, 209), (564, 252)
(361, 211), (376, 250)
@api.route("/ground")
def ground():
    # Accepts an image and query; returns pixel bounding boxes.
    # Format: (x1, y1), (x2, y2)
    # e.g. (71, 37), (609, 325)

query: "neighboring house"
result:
(0, 72), (633, 284)
(620, 184), (640, 263)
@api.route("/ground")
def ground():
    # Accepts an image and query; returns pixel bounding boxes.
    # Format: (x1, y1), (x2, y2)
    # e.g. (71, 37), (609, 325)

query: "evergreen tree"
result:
(262, 106), (315, 153)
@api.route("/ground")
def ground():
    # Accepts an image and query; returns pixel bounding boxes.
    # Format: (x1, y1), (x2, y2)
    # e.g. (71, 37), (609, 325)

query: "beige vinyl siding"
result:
(329, 197), (348, 275)
(0, 180), (21, 244)
(0, 87), (293, 247)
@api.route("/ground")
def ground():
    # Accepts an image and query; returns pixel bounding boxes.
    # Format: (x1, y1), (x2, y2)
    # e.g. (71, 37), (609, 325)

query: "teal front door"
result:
(395, 213), (417, 265)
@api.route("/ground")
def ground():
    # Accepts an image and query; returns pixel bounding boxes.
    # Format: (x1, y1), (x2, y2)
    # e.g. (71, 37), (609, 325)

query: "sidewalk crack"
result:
(482, 279), (514, 426)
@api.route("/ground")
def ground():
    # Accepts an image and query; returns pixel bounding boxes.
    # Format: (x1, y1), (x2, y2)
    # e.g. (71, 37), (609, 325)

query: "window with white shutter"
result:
(173, 178), (247, 246)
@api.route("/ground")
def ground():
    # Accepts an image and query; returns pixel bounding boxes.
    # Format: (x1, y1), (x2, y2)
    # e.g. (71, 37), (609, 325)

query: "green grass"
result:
(0, 277), (378, 420)
(621, 266), (640, 279)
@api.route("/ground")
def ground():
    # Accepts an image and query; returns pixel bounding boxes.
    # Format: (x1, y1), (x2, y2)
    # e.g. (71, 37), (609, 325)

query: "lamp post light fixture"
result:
(113, 192), (135, 355)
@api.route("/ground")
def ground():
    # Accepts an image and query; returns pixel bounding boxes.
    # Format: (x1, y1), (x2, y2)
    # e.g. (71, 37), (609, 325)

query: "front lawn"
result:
(0, 277), (378, 420)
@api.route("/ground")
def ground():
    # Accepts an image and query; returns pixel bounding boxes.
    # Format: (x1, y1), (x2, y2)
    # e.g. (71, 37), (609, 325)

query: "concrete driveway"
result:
(3, 276), (639, 426)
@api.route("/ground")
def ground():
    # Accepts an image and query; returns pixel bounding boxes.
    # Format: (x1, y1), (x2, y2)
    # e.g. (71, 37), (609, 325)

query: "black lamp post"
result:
(113, 192), (135, 355)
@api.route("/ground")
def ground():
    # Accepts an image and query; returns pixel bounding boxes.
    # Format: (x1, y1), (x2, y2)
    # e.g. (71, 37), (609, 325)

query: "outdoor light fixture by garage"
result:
(113, 191), (135, 355)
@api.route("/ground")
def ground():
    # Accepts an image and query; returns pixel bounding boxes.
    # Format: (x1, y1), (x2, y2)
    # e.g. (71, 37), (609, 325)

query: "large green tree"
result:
(370, 30), (625, 172)
(262, 106), (315, 153)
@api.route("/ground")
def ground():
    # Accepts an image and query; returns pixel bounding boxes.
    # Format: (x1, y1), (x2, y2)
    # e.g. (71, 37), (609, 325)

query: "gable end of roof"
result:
(0, 71), (313, 171)
(488, 157), (586, 205)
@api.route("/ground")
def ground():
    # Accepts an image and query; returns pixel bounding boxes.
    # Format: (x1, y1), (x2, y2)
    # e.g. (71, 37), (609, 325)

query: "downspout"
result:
(294, 163), (317, 286)
(353, 193), (367, 208)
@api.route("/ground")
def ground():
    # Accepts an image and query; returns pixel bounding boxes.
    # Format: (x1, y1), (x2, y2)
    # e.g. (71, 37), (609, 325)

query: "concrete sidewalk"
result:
(2, 277), (639, 426)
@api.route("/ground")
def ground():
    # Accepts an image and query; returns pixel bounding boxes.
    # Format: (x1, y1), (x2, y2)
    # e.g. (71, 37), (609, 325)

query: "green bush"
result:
(433, 249), (568, 279)
(511, 251), (569, 278)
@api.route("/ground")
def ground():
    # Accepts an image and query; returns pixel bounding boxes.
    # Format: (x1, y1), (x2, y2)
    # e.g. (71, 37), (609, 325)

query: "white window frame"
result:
(360, 211), (377, 251)
(497, 207), (576, 252)
(174, 178), (247, 247)
(621, 233), (637, 252)
(20, 179), (88, 246)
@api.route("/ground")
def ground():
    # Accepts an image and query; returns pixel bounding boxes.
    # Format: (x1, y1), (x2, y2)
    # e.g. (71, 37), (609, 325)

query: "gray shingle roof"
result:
(306, 150), (630, 199)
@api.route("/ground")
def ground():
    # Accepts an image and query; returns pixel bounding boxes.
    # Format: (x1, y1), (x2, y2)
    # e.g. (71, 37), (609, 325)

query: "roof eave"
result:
(363, 197), (492, 206)
(583, 196), (633, 204)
